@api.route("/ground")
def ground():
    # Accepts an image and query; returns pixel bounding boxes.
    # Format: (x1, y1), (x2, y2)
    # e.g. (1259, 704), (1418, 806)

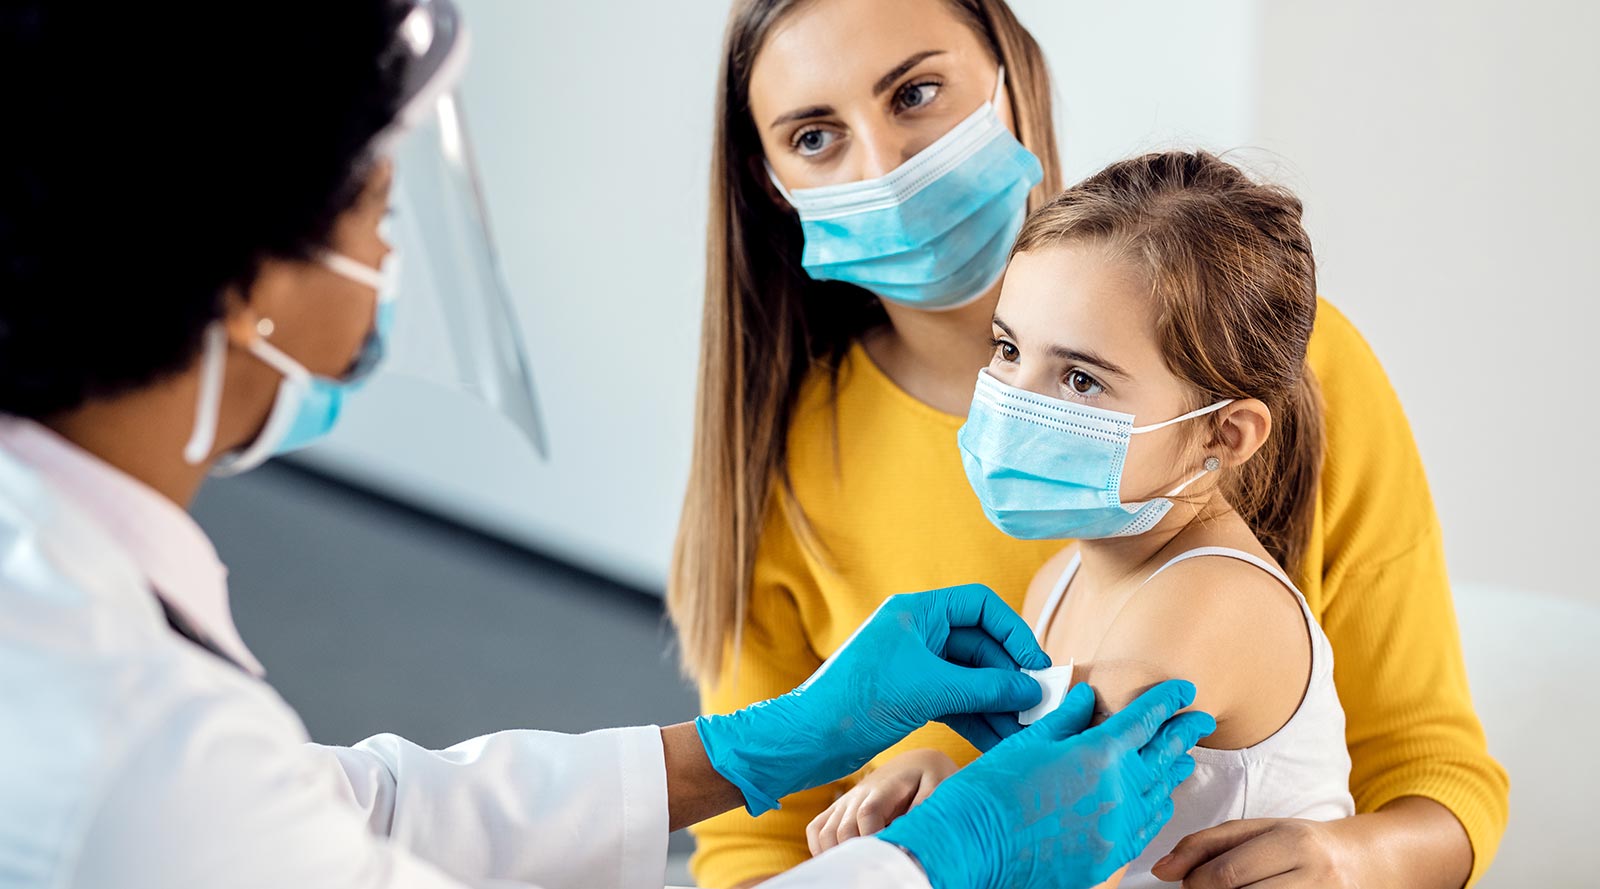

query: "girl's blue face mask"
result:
(959, 369), (1232, 540)
(771, 68), (1043, 311)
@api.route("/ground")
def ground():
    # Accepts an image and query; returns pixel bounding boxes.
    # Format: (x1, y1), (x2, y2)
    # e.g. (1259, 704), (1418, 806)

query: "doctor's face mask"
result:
(182, 166), (399, 474)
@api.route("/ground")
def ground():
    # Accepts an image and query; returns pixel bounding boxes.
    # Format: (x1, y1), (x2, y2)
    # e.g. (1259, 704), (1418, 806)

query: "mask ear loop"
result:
(1129, 398), (1234, 498)
(992, 65), (1007, 107)
(182, 324), (229, 465)
(320, 251), (386, 291)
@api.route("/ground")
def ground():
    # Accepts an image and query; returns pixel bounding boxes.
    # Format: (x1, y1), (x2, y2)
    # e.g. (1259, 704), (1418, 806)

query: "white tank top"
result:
(1032, 547), (1355, 888)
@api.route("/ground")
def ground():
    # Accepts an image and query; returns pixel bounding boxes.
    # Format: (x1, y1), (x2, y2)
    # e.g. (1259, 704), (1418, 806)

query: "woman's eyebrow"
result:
(767, 49), (947, 130)
(770, 105), (832, 129)
(872, 49), (945, 96)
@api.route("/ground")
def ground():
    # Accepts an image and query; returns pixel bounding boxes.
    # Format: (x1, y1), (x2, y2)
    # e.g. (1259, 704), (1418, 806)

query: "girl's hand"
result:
(806, 750), (959, 856)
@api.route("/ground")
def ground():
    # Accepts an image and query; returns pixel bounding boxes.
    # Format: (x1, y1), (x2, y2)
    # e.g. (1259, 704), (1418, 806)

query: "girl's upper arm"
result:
(1081, 559), (1308, 737)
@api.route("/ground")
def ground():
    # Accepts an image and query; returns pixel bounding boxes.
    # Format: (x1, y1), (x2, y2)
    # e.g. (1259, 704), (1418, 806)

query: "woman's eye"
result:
(1066, 369), (1104, 396)
(794, 128), (837, 157)
(992, 339), (1019, 362)
(894, 81), (941, 112)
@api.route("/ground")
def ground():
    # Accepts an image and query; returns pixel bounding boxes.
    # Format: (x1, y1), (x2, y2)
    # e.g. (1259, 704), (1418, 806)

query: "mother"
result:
(669, 1), (1508, 887)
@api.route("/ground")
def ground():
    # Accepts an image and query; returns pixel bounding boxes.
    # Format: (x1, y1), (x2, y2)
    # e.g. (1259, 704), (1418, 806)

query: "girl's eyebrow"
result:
(993, 313), (1130, 379)
(1048, 344), (1130, 379)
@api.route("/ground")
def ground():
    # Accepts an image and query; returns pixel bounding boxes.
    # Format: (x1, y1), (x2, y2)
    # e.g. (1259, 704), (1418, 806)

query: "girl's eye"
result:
(1066, 369), (1104, 396)
(794, 128), (838, 157)
(992, 339), (1019, 362)
(894, 81), (941, 112)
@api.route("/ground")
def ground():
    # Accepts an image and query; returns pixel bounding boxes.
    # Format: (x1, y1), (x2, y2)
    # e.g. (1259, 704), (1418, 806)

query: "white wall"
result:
(305, 0), (1592, 601)
(1251, 0), (1598, 598)
(304, 0), (1261, 592)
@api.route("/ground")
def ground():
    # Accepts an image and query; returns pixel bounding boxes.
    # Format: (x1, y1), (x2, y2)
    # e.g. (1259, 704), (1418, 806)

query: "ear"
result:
(1211, 398), (1272, 468)
(218, 286), (264, 349)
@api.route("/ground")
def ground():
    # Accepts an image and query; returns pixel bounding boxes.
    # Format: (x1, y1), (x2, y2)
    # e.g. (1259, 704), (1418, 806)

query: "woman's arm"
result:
(1152, 797), (1469, 888)
(1297, 299), (1508, 885)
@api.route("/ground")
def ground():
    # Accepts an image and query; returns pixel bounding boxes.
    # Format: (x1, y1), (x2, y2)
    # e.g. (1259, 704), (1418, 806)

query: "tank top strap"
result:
(1032, 551), (1081, 641)
(1141, 546), (1312, 619)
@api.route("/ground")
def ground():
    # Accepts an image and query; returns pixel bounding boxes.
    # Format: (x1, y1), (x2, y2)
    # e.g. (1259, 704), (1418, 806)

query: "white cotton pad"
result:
(1019, 659), (1075, 725)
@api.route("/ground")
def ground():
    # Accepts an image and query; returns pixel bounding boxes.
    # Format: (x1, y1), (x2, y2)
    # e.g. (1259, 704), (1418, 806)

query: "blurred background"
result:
(192, 1), (1598, 885)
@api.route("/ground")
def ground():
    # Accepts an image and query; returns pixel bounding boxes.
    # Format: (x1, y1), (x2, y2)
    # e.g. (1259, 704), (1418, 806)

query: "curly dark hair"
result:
(0, 2), (411, 418)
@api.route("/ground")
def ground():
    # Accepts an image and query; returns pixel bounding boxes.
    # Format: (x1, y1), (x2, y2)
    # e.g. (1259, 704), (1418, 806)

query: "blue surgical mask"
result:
(958, 369), (1232, 540)
(183, 248), (398, 475)
(772, 68), (1042, 311)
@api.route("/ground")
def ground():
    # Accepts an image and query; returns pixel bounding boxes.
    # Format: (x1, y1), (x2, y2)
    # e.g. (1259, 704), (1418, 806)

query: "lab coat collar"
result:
(0, 416), (265, 676)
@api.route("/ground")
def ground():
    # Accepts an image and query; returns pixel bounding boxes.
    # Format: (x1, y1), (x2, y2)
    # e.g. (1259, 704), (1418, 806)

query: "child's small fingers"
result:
(811, 798), (850, 855)
(856, 789), (897, 835)
(833, 796), (865, 847)
(806, 805), (833, 856)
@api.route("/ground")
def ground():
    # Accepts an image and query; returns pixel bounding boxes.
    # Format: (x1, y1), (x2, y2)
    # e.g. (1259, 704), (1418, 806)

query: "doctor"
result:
(0, 2), (1213, 888)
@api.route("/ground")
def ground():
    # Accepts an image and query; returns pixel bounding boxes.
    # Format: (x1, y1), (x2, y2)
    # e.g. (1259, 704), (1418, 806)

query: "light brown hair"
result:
(1012, 150), (1324, 574)
(670, 0), (1063, 684)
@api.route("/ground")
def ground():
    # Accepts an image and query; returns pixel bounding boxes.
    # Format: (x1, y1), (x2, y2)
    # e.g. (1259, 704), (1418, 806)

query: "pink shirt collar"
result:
(0, 416), (265, 676)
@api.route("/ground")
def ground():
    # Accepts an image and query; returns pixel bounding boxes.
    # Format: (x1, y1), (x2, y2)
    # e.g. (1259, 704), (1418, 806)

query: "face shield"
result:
(366, 0), (548, 457)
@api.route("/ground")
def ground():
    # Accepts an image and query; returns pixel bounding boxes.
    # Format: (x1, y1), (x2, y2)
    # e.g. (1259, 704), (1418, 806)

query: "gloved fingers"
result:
(926, 584), (1051, 671)
(1137, 710), (1216, 775)
(943, 627), (1023, 671)
(938, 713), (1005, 753)
(935, 659), (1044, 718)
(1028, 681), (1097, 740)
(980, 710), (1026, 747)
(1166, 752), (1197, 789)
(1135, 795), (1177, 850)
(1095, 679), (1198, 752)
(1140, 754), (1194, 811)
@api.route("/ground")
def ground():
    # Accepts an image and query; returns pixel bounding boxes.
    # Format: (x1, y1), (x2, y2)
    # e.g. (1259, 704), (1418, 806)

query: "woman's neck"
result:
(861, 284), (1001, 416)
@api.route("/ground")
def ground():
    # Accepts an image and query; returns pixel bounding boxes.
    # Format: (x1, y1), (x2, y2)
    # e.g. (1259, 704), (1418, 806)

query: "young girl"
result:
(806, 151), (1356, 888)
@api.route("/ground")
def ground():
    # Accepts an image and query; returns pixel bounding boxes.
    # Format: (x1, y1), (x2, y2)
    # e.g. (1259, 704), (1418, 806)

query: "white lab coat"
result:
(0, 440), (928, 888)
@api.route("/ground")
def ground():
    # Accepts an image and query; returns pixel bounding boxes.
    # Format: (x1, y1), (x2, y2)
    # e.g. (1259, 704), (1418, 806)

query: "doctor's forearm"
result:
(661, 722), (747, 832)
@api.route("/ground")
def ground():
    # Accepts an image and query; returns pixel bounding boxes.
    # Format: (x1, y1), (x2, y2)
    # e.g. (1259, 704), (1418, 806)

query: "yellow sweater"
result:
(690, 298), (1509, 888)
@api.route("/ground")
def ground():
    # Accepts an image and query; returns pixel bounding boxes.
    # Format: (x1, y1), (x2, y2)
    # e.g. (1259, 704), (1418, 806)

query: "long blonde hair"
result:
(669, 0), (1064, 684)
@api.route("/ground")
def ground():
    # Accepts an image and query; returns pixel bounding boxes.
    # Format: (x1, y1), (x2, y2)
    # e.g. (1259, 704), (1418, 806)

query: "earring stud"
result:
(255, 318), (275, 338)
(1204, 456), (1222, 472)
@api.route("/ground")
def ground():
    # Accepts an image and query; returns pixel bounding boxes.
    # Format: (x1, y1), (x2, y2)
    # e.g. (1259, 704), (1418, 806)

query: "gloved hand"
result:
(695, 584), (1050, 815)
(878, 679), (1216, 889)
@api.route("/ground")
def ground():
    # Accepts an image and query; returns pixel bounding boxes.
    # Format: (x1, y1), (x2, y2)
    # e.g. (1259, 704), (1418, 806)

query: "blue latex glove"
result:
(695, 584), (1050, 815)
(879, 679), (1216, 889)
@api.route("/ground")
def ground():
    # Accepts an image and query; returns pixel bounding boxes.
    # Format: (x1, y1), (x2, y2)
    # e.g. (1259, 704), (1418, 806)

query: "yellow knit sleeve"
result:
(1307, 299), (1510, 885)
(688, 497), (850, 889)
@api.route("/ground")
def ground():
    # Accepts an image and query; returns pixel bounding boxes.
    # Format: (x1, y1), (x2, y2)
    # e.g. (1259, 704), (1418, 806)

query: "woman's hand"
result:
(1150, 798), (1473, 888)
(806, 750), (959, 855)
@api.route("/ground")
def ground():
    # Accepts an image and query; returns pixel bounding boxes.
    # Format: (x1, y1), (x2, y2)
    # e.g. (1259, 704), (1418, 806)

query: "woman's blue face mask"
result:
(771, 68), (1043, 311)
